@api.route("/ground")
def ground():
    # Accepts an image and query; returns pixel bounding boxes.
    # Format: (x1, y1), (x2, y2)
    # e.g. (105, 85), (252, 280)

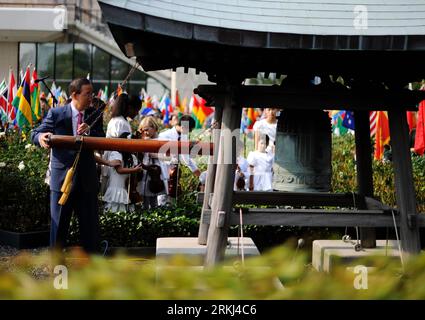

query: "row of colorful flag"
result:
(139, 89), (214, 129)
(0, 66), (40, 128)
(2, 68), (423, 158)
(329, 109), (424, 159)
(0, 66), (74, 129)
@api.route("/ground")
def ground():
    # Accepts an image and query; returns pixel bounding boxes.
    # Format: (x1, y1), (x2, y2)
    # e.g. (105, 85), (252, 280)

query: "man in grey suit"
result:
(31, 78), (104, 254)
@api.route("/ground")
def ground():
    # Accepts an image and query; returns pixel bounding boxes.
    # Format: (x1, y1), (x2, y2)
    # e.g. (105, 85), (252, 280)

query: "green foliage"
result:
(332, 135), (425, 212)
(2, 245), (425, 299)
(0, 131), (50, 232)
(68, 201), (201, 247)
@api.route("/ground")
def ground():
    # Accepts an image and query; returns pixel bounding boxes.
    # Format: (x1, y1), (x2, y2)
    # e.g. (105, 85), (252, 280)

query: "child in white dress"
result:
(103, 150), (142, 213)
(101, 94), (141, 197)
(247, 135), (274, 191)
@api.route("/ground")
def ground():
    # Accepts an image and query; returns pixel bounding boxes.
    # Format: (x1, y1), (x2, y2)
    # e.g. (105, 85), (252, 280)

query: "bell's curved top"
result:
(99, 0), (425, 36)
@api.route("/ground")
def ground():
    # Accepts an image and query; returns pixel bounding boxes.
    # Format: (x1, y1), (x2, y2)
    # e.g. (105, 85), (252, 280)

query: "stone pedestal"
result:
(156, 237), (260, 262)
(312, 239), (401, 272)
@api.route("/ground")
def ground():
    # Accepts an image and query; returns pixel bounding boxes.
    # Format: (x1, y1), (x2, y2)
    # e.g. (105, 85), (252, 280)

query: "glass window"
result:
(19, 43), (36, 75)
(92, 46), (109, 81)
(92, 81), (108, 99)
(37, 43), (55, 80)
(74, 43), (92, 79)
(128, 69), (147, 96)
(110, 56), (128, 94)
(39, 80), (54, 98)
(55, 43), (73, 82)
(110, 56), (128, 81)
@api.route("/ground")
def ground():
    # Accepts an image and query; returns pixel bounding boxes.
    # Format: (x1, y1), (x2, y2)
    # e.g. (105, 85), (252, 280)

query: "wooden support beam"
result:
(233, 191), (364, 207)
(388, 108), (421, 255)
(354, 110), (376, 248)
(196, 85), (425, 111)
(202, 209), (425, 228)
(205, 86), (241, 267)
(198, 193), (391, 211)
(197, 106), (223, 245)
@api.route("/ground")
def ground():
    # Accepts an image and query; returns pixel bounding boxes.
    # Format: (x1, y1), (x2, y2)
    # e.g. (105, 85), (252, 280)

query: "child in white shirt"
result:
(247, 135), (274, 191)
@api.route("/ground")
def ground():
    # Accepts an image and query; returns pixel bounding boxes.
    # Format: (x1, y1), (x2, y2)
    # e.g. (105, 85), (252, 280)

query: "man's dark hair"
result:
(69, 78), (91, 96)
(179, 115), (196, 132)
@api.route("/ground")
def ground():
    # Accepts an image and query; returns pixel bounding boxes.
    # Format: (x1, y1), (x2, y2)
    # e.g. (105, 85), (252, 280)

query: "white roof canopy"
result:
(99, 0), (425, 36)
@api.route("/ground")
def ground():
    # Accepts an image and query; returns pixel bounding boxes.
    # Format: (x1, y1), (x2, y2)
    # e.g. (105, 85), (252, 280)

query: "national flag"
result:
(407, 111), (417, 132)
(0, 80), (8, 123)
(101, 86), (108, 102)
(342, 111), (355, 130)
(334, 116), (349, 136)
(181, 96), (188, 114)
(140, 90), (154, 115)
(369, 111), (377, 136)
(7, 69), (16, 124)
(374, 111), (390, 160)
(0, 79), (6, 93)
(30, 69), (41, 121)
(414, 100), (425, 155)
(196, 97), (214, 128)
(240, 109), (249, 134)
(174, 90), (184, 113)
(58, 90), (68, 106)
(14, 67), (33, 128)
(141, 107), (156, 116)
(116, 84), (123, 97)
(159, 93), (172, 125)
(55, 86), (62, 102)
(190, 95), (201, 129)
(47, 82), (57, 107)
(246, 108), (257, 130)
(328, 110), (349, 135)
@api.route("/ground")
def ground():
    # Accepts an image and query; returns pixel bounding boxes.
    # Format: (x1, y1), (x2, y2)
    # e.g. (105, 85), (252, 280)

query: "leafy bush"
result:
(0, 131), (50, 232)
(2, 245), (425, 299)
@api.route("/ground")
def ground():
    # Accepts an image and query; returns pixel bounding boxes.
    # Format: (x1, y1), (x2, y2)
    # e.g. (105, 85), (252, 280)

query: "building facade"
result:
(0, 0), (171, 97)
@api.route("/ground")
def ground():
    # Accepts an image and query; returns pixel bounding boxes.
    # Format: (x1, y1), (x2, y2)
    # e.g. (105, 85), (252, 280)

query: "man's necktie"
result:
(77, 112), (83, 135)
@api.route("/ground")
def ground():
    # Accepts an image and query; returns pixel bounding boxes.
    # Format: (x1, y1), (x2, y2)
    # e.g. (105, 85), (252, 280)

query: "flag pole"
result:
(244, 131), (247, 158)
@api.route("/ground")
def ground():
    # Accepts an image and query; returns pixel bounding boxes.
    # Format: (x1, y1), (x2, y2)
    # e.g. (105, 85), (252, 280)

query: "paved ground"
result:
(0, 245), (51, 280)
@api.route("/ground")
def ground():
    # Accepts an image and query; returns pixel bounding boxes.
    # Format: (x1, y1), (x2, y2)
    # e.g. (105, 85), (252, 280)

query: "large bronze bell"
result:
(273, 109), (332, 192)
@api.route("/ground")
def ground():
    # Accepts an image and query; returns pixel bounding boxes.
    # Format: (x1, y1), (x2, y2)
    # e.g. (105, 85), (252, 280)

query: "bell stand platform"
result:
(194, 83), (425, 268)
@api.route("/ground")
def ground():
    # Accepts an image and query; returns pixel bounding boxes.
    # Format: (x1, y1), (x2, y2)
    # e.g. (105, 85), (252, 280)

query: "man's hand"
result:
(39, 132), (52, 149)
(193, 169), (201, 177)
(77, 123), (90, 135)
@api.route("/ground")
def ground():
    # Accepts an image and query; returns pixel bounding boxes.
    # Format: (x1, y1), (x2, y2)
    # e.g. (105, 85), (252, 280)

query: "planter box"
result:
(0, 229), (49, 249)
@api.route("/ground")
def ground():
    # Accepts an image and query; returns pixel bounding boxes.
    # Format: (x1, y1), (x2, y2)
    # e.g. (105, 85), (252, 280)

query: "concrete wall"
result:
(0, 42), (18, 81)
